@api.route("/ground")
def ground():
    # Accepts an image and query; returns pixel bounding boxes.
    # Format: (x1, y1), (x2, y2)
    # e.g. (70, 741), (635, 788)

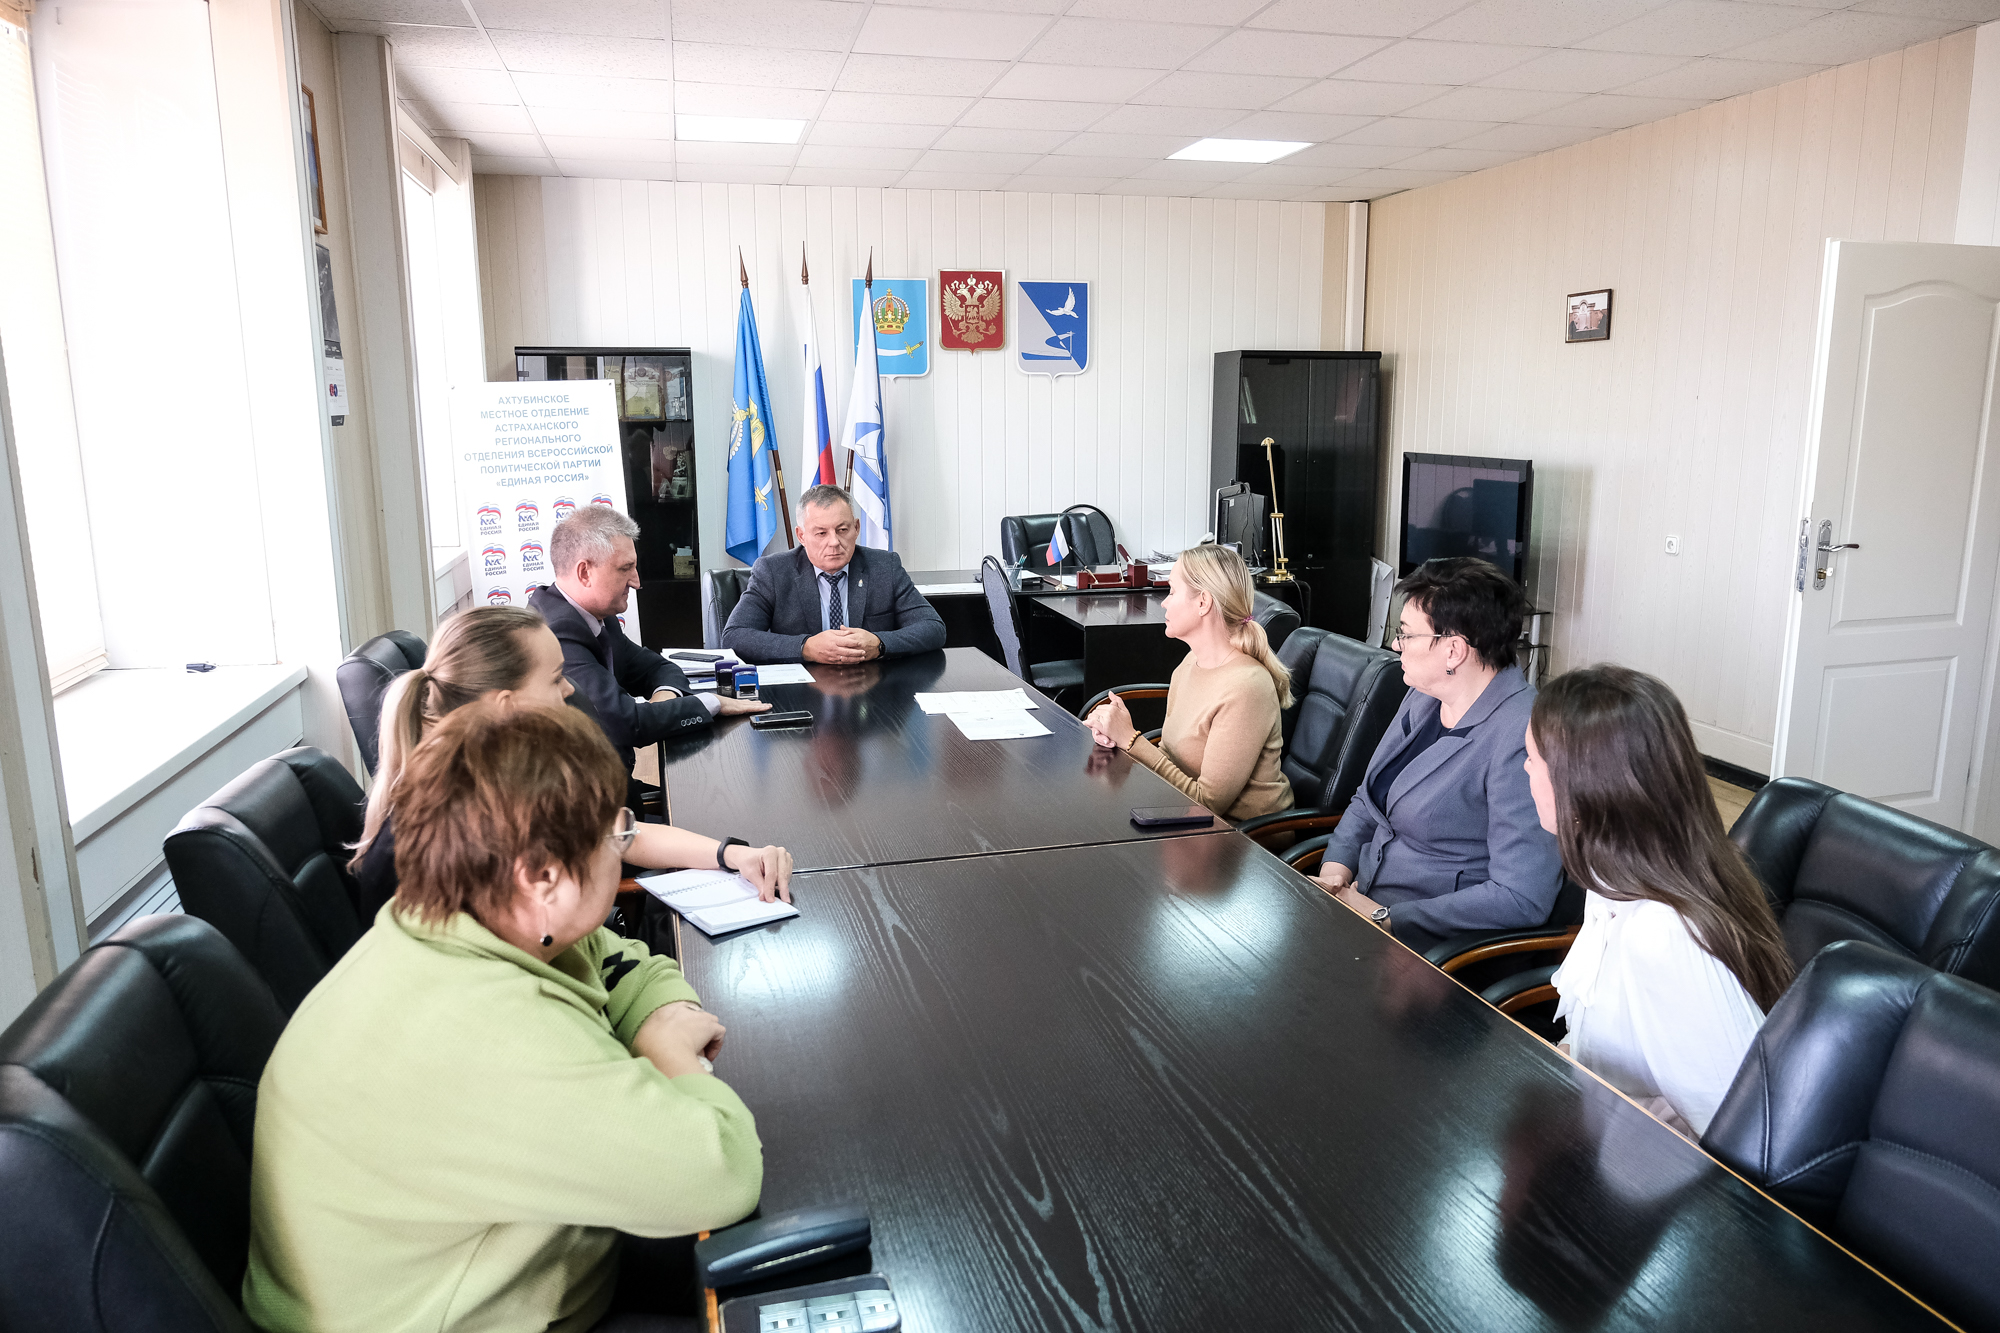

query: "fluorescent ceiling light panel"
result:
(1170, 137), (1310, 163)
(676, 115), (805, 144)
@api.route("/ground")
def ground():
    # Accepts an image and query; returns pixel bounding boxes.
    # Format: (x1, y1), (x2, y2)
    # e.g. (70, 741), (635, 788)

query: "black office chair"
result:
(1703, 941), (2000, 1331)
(0, 914), (282, 1330)
(1060, 504), (1118, 567)
(1251, 590), (1300, 652)
(163, 746), (367, 1015)
(336, 630), (426, 775)
(978, 556), (1084, 700)
(1000, 513), (1068, 573)
(705, 566), (752, 648)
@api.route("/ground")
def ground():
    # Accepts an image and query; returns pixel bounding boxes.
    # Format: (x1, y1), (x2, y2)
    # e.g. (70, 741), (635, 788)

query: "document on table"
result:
(914, 690), (1039, 714)
(637, 868), (798, 936)
(914, 582), (983, 595)
(948, 708), (1052, 741)
(753, 663), (815, 685)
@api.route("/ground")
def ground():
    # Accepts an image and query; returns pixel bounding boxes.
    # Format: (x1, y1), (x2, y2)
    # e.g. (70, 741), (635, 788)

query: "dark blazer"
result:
(722, 545), (947, 664)
(1320, 666), (1561, 935)
(530, 584), (710, 771)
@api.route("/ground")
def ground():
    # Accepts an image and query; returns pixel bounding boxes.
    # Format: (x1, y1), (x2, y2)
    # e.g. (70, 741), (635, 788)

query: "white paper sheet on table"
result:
(914, 582), (983, 595)
(751, 663), (816, 685)
(948, 708), (1052, 741)
(637, 868), (798, 936)
(914, 690), (1038, 714)
(664, 648), (743, 674)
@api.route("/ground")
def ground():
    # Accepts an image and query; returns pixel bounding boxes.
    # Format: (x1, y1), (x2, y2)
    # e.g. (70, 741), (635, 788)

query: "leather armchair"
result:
(163, 746), (367, 1014)
(1235, 626), (1408, 846)
(1000, 513), (1067, 573)
(1703, 940), (2000, 1331)
(1731, 776), (2000, 990)
(0, 914), (282, 1330)
(1251, 590), (1300, 653)
(335, 630), (426, 775)
(1061, 504), (1117, 567)
(979, 556), (1084, 697)
(704, 566), (751, 648)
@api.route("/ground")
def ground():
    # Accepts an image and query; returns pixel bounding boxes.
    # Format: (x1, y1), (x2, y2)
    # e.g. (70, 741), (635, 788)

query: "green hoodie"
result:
(243, 904), (762, 1332)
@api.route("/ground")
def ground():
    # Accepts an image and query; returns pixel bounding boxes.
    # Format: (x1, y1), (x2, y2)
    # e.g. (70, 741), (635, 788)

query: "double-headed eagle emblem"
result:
(942, 273), (1003, 345)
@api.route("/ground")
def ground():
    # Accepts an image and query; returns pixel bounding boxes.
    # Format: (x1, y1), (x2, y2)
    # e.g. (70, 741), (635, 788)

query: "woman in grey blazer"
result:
(1317, 558), (1562, 937)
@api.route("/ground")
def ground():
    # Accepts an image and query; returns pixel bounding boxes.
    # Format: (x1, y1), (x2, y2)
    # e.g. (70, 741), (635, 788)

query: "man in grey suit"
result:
(723, 484), (947, 665)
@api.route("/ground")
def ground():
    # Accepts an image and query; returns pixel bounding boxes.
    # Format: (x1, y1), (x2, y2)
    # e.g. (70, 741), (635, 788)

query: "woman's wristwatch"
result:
(716, 837), (748, 872)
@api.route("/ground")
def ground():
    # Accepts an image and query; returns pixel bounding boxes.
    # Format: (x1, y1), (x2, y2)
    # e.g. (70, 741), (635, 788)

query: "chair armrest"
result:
(1078, 683), (1172, 717)
(1419, 927), (1580, 976)
(1238, 806), (1340, 847)
(1479, 964), (1561, 1017)
(1283, 834), (1332, 874)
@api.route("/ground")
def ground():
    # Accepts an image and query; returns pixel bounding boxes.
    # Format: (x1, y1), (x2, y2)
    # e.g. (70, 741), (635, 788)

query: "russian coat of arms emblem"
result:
(939, 269), (1005, 351)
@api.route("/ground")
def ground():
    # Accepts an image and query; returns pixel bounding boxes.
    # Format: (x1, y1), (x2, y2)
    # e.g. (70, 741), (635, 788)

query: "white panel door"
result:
(1775, 241), (2000, 830)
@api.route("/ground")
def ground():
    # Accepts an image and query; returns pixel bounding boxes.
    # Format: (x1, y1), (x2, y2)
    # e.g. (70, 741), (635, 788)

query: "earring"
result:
(1446, 666), (1456, 676)
(540, 932), (554, 948)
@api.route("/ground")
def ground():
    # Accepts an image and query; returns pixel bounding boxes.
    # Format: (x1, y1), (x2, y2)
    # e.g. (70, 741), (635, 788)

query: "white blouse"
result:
(1552, 891), (1766, 1138)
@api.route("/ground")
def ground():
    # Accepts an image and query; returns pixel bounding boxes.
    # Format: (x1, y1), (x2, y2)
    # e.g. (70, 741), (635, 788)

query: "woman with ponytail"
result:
(1085, 544), (1294, 819)
(351, 605), (792, 916)
(1526, 665), (1791, 1138)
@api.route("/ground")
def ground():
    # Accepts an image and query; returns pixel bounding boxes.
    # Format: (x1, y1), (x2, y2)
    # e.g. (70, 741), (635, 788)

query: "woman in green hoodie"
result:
(244, 702), (763, 1332)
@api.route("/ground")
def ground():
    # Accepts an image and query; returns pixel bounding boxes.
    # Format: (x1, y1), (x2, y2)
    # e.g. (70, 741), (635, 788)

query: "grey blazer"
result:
(722, 545), (947, 664)
(1320, 666), (1562, 936)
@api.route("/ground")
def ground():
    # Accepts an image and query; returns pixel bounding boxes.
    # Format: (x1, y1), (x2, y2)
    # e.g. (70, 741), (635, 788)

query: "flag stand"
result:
(742, 249), (795, 547)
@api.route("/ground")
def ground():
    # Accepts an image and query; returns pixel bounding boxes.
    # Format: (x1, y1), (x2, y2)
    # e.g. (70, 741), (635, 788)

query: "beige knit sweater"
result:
(1126, 654), (1293, 820)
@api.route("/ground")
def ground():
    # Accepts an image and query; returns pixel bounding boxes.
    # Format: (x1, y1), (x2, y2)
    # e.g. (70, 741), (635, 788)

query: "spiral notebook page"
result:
(637, 868), (799, 936)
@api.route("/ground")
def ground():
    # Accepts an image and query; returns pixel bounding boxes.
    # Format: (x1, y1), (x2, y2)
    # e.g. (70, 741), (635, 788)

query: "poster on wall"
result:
(314, 243), (347, 425)
(939, 269), (1005, 351)
(449, 379), (639, 639)
(851, 277), (929, 376)
(1015, 280), (1088, 378)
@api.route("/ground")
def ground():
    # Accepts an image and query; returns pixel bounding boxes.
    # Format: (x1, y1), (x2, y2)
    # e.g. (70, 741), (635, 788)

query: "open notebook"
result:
(637, 868), (799, 937)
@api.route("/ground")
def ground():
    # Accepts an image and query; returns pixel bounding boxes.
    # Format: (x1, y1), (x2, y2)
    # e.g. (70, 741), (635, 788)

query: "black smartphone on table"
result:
(751, 710), (814, 729)
(1130, 805), (1215, 829)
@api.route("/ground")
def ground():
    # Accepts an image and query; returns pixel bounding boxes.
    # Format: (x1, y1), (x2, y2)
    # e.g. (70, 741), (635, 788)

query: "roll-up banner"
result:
(450, 379), (640, 639)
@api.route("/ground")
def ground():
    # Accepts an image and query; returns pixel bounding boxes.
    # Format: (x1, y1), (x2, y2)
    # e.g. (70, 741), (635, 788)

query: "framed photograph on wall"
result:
(1566, 289), (1611, 342)
(301, 85), (328, 235)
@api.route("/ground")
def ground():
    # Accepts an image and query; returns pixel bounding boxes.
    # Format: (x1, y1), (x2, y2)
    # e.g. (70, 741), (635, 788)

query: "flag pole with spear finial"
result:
(848, 249), (873, 490)
(742, 247), (795, 546)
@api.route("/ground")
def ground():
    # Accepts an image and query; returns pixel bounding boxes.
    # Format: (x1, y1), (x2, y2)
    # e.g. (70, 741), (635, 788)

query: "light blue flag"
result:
(841, 282), (891, 549)
(726, 286), (779, 565)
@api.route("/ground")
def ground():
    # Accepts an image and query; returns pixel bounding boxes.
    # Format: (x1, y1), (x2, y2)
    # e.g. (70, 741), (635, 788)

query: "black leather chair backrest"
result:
(164, 747), (367, 1014)
(335, 630), (426, 775)
(1061, 505), (1116, 567)
(1251, 591), (1300, 652)
(979, 556), (1028, 678)
(1730, 776), (2000, 989)
(0, 914), (280, 1330)
(1703, 940), (2000, 1331)
(1276, 627), (1409, 812)
(706, 566), (752, 647)
(1000, 514), (1065, 572)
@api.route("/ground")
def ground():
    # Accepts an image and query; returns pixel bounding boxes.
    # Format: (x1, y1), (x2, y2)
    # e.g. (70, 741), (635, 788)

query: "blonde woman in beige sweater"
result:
(1085, 544), (1295, 820)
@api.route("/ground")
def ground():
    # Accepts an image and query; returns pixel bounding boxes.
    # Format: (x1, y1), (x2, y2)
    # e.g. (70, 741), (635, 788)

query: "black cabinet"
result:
(1210, 351), (1380, 640)
(515, 346), (700, 648)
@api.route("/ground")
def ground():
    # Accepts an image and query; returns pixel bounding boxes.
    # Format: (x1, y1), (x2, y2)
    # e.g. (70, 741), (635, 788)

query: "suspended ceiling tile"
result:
(459, 130), (549, 155)
(796, 144), (925, 168)
(470, 152), (560, 173)
(1399, 84), (1579, 119)
(1199, 181), (1300, 198)
(1129, 71), (1313, 107)
(1272, 79), (1451, 115)
(317, 0), (474, 26)
(1522, 91), (1706, 125)
(806, 121), (945, 147)
(1339, 116), (1501, 147)
(912, 148), (1045, 172)
(1131, 158), (1257, 180)
(1022, 17), (1229, 68)
(672, 83), (825, 116)
(896, 169), (1019, 188)
(407, 99), (540, 133)
(674, 140), (799, 163)
(1336, 38), (1551, 84)
(672, 162), (794, 182)
(1086, 103), (1239, 135)
(1416, 0), (1671, 47)
(1235, 162), (1367, 186)
(1849, 0), (2000, 16)
(1020, 152), (1154, 175)
(957, 98), (1111, 130)
(1006, 172), (1124, 192)
(1614, 54), (1823, 97)
(817, 89), (977, 121)
(1720, 8), (1955, 62)
(1481, 46), (1692, 91)
(1578, 0), (1827, 57)
(540, 134), (677, 160)
(669, 0), (866, 50)
(1068, 0), (1268, 21)
(885, 0), (1061, 12)
(1183, 29), (1392, 78)
(1281, 140), (1423, 168)
(1049, 130), (1197, 157)
(512, 71), (677, 111)
(1220, 109), (1374, 139)
(930, 126), (1074, 154)
(1393, 144), (1530, 171)
(1248, 0), (1473, 37)
(489, 31), (671, 79)
(396, 65), (522, 105)
(985, 63), (1165, 102)
(1450, 120), (1605, 151)
(470, 0), (669, 39)
(852, 6), (1053, 59)
(789, 166), (909, 185)
(371, 24), (501, 68)
(673, 42), (843, 87)
(834, 54), (1010, 96)
(555, 158), (677, 178)
(530, 106), (677, 137)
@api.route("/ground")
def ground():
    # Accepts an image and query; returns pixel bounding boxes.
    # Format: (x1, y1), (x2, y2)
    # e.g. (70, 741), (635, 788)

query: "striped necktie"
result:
(822, 570), (846, 630)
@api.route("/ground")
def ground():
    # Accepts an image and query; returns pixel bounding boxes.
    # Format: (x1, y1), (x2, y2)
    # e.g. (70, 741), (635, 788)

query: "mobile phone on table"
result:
(670, 650), (724, 663)
(750, 710), (814, 729)
(1130, 805), (1215, 829)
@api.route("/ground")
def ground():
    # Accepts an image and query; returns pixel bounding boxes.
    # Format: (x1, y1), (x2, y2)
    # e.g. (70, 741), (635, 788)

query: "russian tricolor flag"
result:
(797, 261), (836, 487)
(1046, 517), (1070, 569)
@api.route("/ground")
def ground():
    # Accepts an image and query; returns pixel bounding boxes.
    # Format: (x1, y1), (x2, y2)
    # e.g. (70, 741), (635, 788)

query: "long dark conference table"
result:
(661, 648), (1944, 1330)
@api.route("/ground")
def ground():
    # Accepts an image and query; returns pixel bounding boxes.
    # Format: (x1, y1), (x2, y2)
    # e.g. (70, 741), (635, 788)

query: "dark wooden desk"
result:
(659, 648), (1220, 873)
(684, 835), (1939, 1331)
(1031, 590), (1187, 699)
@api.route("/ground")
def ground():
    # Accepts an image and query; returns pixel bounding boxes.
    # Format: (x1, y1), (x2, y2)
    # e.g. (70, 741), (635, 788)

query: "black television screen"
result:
(1398, 452), (1533, 584)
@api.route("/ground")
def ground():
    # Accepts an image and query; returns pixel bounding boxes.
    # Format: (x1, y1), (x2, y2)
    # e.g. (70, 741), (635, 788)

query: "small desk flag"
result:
(1046, 516), (1070, 569)
(726, 283), (780, 565)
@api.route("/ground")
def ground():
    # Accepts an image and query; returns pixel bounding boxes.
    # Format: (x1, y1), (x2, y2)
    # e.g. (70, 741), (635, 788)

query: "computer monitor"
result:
(1398, 452), (1533, 585)
(1214, 485), (1266, 566)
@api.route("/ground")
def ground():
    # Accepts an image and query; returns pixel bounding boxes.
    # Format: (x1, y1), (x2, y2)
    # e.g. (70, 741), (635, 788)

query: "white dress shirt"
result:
(1553, 891), (1766, 1138)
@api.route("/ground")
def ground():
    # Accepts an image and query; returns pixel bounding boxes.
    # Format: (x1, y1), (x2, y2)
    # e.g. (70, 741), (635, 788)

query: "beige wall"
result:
(295, 8), (391, 648)
(1363, 30), (1977, 772)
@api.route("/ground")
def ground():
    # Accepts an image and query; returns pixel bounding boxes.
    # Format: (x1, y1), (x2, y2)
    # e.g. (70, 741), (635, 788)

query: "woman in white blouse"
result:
(1522, 665), (1793, 1138)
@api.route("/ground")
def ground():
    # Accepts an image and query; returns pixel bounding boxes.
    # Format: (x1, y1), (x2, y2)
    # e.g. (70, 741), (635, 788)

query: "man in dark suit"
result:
(723, 484), (947, 665)
(531, 506), (767, 772)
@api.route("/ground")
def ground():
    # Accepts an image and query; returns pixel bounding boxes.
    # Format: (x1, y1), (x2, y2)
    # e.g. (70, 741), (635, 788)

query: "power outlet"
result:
(1665, 534), (1682, 555)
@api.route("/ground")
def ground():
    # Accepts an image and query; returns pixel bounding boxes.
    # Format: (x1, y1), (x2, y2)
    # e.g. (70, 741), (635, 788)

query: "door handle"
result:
(1812, 520), (1859, 589)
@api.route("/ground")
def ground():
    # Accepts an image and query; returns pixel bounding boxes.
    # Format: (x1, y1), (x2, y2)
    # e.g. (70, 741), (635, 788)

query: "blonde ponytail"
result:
(350, 605), (548, 865)
(1174, 544), (1292, 710)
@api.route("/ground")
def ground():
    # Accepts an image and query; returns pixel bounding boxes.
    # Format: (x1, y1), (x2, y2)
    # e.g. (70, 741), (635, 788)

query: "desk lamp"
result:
(1261, 436), (1294, 584)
